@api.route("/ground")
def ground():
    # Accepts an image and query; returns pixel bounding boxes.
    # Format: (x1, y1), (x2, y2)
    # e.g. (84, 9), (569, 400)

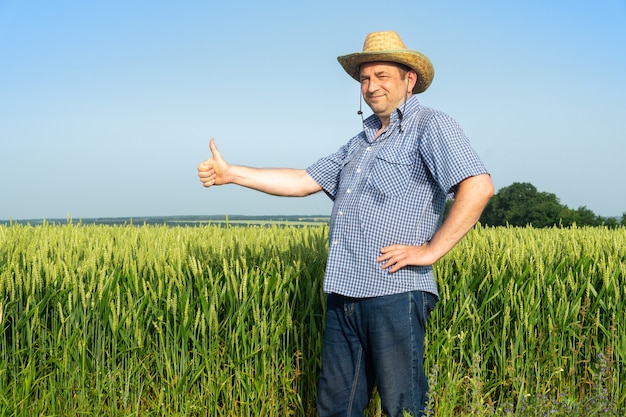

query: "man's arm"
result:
(377, 173), (494, 272)
(197, 138), (322, 197)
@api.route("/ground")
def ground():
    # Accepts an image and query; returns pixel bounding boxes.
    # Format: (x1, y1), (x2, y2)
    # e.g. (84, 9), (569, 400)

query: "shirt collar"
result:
(362, 95), (421, 143)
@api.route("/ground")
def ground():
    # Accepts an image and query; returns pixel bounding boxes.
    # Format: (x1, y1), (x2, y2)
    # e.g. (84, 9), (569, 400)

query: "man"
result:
(198, 31), (494, 417)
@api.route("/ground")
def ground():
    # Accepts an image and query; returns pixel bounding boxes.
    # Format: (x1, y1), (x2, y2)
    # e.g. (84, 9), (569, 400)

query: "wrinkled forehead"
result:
(358, 61), (412, 76)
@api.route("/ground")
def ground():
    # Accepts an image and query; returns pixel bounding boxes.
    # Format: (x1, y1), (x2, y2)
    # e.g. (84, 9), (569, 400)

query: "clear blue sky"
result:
(1, 0), (625, 220)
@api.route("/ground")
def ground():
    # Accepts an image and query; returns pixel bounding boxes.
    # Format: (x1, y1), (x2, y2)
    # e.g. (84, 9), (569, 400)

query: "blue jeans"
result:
(317, 291), (438, 417)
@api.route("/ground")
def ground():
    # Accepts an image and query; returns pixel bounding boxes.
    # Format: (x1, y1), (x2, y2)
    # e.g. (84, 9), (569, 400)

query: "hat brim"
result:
(337, 50), (434, 94)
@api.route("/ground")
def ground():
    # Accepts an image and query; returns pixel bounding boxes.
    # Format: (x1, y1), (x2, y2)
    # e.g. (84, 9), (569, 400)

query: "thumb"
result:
(208, 138), (222, 160)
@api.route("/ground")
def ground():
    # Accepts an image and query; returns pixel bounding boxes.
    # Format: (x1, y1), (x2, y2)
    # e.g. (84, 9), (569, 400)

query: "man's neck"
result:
(375, 116), (391, 138)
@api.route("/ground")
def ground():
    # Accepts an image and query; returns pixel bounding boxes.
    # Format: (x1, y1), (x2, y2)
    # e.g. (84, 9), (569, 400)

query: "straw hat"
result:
(337, 31), (434, 94)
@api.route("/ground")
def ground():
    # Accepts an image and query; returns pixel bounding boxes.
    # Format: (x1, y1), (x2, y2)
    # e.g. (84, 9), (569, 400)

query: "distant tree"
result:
(559, 205), (597, 227)
(575, 206), (598, 226)
(599, 216), (619, 228)
(443, 199), (453, 220)
(622, 212), (626, 226)
(558, 207), (576, 227)
(480, 182), (564, 227)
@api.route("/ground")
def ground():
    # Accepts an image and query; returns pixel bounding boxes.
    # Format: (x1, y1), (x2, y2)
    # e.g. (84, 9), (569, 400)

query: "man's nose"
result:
(366, 79), (379, 93)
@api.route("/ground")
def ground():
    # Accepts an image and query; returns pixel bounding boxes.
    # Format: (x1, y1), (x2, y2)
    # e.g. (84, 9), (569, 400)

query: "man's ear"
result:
(408, 70), (418, 92)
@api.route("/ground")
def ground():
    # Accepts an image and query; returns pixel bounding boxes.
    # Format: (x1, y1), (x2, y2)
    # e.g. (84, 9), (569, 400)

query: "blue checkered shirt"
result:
(306, 96), (488, 298)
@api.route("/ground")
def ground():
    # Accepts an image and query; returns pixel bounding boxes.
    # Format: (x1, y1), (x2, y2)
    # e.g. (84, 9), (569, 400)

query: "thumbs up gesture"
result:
(197, 138), (229, 187)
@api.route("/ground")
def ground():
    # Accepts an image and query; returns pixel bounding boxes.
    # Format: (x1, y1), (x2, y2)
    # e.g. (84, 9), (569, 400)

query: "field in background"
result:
(0, 223), (624, 416)
(0, 215), (331, 228)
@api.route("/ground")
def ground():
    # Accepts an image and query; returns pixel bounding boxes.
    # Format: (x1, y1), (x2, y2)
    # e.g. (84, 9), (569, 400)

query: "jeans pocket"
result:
(421, 291), (438, 321)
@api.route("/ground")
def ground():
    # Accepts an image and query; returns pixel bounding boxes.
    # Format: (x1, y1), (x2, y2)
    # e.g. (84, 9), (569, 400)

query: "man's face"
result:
(359, 62), (413, 120)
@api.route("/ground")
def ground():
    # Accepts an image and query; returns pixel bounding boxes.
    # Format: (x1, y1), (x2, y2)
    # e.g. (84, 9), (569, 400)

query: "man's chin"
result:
(366, 103), (385, 114)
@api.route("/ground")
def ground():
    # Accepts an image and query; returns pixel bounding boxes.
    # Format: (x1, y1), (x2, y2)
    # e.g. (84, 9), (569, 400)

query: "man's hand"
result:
(377, 243), (439, 273)
(196, 138), (322, 196)
(197, 138), (229, 187)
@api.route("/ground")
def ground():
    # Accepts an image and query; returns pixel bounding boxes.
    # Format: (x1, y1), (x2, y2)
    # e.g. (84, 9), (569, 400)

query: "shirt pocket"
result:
(368, 148), (414, 197)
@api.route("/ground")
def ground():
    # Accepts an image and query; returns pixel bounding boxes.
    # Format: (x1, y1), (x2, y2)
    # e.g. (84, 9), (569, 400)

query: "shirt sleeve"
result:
(419, 110), (489, 198)
(306, 132), (365, 201)
(306, 138), (358, 201)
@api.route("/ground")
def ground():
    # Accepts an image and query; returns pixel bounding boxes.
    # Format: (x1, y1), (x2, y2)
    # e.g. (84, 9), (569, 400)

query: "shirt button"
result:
(332, 240), (339, 245)
(356, 168), (362, 174)
(346, 189), (351, 193)
(366, 147), (371, 151)
(338, 211), (344, 216)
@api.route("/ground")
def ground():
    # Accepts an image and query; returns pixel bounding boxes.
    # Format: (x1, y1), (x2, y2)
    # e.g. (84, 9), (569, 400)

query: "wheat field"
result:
(0, 222), (624, 416)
